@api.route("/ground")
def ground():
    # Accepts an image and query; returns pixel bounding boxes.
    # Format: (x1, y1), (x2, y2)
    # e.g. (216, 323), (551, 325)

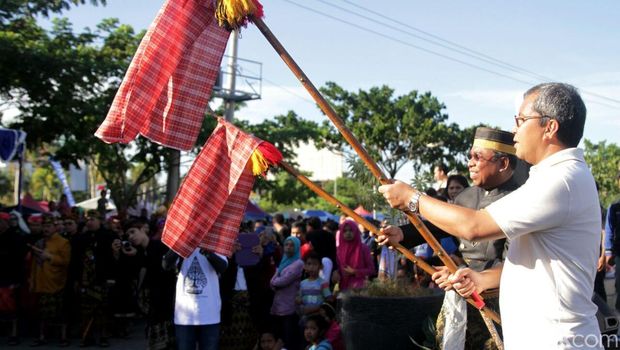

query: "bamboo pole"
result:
(253, 17), (502, 347)
(279, 161), (501, 325)
(254, 16), (464, 291)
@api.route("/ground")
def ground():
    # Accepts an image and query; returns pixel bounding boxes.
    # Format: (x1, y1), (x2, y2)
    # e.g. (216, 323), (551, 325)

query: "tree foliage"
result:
(0, 0), (106, 21)
(319, 82), (471, 180)
(193, 110), (326, 165)
(584, 139), (620, 208)
(1, 1), (164, 212)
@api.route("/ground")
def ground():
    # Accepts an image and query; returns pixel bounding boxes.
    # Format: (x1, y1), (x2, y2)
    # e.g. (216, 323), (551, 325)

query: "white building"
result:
(292, 141), (345, 181)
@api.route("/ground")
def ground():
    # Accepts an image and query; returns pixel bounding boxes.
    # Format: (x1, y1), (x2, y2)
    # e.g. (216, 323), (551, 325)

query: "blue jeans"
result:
(175, 324), (220, 350)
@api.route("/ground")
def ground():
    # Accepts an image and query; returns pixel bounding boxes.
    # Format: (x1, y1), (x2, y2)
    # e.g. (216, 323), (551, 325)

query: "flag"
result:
(162, 118), (281, 258)
(95, 0), (230, 150)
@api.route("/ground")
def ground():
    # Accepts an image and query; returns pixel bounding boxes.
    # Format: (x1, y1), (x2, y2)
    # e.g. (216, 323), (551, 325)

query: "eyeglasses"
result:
(468, 151), (499, 162)
(514, 114), (546, 127)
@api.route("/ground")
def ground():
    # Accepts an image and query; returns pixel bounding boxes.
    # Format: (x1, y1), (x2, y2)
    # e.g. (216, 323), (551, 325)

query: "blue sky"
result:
(39, 0), (619, 177)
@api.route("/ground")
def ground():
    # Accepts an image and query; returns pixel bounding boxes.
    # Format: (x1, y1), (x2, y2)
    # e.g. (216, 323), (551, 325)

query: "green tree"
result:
(193, 110), (325, 165)
(29, 166), (61, 200)
(584, 139), (620, 208)
(0, 1), (106, 21)
(319, 82), (472, 180)
(0, 169), (14, 204)
(256, 170), (316, 213)
(1, 1), (166, 213)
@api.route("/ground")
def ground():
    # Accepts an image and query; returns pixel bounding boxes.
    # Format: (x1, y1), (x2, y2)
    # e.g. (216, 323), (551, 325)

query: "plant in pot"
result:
(340, 279), (444, 350)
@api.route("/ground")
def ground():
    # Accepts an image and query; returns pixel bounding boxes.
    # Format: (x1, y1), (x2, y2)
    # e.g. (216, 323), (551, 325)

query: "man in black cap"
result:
(383, 127), (521, 349)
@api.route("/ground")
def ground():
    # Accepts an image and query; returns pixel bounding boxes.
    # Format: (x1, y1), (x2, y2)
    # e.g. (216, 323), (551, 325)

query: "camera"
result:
(121, 241), (132, 249)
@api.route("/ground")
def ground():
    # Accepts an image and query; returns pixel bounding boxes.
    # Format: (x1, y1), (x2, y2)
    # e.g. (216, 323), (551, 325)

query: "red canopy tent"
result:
(354, 205), (371, 216)
(21, 193), (49, 213)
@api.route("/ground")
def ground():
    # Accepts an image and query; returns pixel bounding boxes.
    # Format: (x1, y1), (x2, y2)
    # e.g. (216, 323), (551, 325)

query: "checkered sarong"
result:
(162, 118), (260, 258)
(95, 0), (230, 151)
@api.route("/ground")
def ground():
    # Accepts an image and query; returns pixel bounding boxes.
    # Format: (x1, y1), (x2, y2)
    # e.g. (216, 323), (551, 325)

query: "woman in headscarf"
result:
(337, 220), (375, 291)
(270, 236), (304, 350)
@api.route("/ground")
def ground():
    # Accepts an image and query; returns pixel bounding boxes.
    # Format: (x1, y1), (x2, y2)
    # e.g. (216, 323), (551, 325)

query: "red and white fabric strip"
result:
(162, 118), (260, 258)
(95, 0), (230, 151)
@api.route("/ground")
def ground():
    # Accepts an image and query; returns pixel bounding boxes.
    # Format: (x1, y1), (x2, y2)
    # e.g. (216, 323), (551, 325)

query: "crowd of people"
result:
(0, 183), (491, 350)
(1, 193), (425, 350)
(0, 82), (617, 350)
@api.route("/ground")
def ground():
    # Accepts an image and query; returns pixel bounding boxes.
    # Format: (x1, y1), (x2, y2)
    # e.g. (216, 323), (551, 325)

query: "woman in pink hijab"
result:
(337, 220), (375, 291)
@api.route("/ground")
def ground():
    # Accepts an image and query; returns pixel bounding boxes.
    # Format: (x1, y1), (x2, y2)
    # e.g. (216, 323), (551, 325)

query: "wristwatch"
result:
(407, 190), (424, 214)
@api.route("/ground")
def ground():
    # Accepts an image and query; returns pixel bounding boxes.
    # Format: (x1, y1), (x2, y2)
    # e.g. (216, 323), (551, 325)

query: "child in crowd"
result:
(319, 303), (344, 350)
(304, 314), (332, 350)
(298, 252), (332, 318)
(254, 330), (286, 350)
(270, 236), (304, 350)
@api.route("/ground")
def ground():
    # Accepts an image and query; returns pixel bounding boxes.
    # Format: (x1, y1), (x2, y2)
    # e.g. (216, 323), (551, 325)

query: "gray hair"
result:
(524, 83), (586, 147)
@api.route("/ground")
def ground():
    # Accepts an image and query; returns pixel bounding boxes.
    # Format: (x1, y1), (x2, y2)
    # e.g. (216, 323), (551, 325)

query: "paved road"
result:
(4, 319), (148, 349)
(3, 275), (620, 349)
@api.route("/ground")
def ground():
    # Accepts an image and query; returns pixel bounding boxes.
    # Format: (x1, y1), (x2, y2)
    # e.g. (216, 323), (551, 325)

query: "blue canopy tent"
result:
(0, 128), (26, 212)
(303, 209), (339, 222)
(244, 201), (271, 222)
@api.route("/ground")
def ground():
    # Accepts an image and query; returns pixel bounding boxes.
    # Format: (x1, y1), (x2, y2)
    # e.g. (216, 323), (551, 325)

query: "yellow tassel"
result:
(250, 148), (270, 176)
(215, 0), (263, 30)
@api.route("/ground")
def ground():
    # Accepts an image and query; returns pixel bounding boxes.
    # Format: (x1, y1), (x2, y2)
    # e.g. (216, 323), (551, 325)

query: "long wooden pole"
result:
(279, 161), (501, 324)
(253, 17), (502, 347)
(254, 16), (465, 292)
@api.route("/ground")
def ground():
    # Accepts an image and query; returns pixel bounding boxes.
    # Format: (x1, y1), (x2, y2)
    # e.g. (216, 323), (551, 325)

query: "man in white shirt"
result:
(379, 83), (602, 349)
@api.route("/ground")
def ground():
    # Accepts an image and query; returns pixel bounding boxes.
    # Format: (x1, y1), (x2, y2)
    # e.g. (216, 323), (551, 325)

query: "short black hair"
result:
(323, 220), (338, 233)
(305, 314), (329, 334)
(434, 162), (447, 173)
(446, 174), (469, 189)
(524, 83), (586, 148)
(493, 151), (518, 170)
(303, 251), (322, 264)
(307, 217), (322, 231)
(292, 221), (306, 233)
(273, 214), (285, 225)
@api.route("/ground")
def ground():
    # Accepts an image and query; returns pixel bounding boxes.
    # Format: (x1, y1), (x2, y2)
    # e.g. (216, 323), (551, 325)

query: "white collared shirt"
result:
(486, 148), (602, 349)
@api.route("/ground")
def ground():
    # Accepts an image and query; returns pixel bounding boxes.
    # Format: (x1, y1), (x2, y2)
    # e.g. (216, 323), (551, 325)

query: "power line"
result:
(282, 0), (534, 84)
(337, 0), (620, 106)
(320, 0), (547, 82)
(279, 0), (620, 109)
(235, 65), (317, 106)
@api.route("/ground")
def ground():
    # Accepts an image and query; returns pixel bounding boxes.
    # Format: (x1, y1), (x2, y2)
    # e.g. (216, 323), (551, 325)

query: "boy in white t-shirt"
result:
(174, 248), (227, 350)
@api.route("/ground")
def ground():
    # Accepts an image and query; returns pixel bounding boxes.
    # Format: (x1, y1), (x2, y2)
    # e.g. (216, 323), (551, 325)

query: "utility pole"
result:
(165, 149), (181, 205)
(224, 30), (239, 121)
(166, 31), (240, 203)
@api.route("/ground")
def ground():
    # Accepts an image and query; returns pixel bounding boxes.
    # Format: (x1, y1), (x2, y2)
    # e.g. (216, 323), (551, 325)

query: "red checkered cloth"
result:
(162, 118), (260, 258)
(95, 0), (230, 151)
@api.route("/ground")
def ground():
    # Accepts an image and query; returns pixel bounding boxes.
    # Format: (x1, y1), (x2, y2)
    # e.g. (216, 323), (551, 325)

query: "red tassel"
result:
(257, 141), (283, 165)
(252, 0), (264, 19)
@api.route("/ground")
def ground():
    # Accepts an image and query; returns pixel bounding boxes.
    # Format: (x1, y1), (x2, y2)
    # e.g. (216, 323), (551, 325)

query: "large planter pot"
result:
(341, 290), (444, 350)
